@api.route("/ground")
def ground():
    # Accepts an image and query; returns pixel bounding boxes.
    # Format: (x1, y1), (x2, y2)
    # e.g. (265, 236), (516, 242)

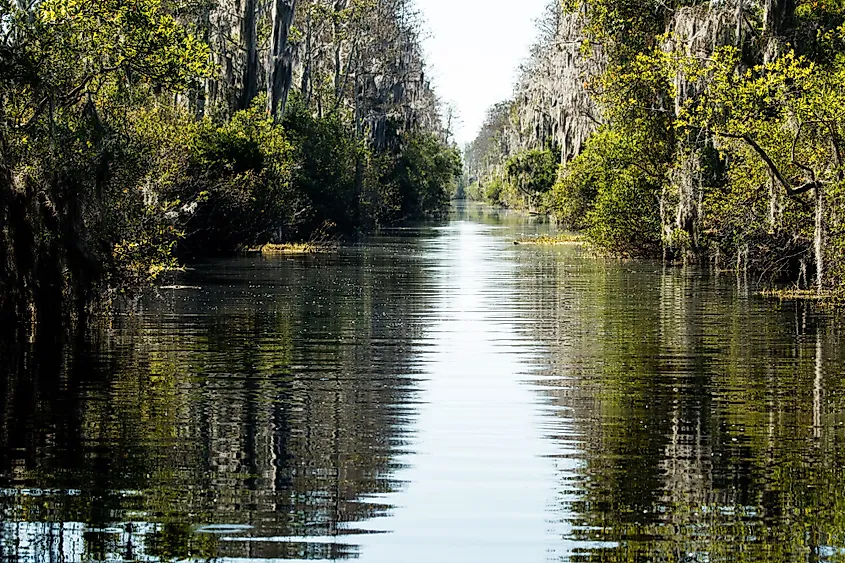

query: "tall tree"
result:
(240, 0), (259, 109)
(267, 0), (297, 119)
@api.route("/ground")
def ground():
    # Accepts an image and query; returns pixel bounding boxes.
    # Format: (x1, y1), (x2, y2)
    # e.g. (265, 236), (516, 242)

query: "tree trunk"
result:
(301, 7), (313, 108)
(195, 4), (212, 117)
(240, 0), (259, 110)
(815, 185), (826, 292)
(333, 0), (346, 103)
(763, 0), (795, 35)
(267, 0), (297, 120)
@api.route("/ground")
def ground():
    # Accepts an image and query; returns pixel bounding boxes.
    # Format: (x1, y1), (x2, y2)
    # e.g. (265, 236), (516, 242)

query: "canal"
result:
(1, 203), (844, 562)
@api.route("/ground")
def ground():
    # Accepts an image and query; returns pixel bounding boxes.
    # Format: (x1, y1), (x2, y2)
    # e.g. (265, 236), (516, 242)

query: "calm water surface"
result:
(2, 203), (845, 562)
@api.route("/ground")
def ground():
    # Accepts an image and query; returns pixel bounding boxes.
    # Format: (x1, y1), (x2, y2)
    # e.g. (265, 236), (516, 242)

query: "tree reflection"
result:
(4, 206), (845, 563)
(517, 246), (845, 562)
(0, 241), (435, 561)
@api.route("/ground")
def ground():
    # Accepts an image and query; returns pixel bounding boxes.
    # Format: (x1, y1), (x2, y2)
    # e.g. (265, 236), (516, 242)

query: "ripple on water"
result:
(1, 204), (844, 562)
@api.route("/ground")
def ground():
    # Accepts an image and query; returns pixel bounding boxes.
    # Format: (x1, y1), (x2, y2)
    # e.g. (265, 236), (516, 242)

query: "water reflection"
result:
(510, 239), (845, 562)
(1, 203), (845, 562)
(0, 236), (438, 561)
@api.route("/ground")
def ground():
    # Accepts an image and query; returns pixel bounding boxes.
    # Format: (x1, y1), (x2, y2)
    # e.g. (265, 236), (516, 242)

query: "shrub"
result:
(369, 133), (461, 224)
(585, 170), (662, 257)
(503, 149), (558, 208)
(546, 158), (599, 230)
(484, 176), (505, 204)
(134, 99), (299, 255)
(282, 98), (361, 236)
(546, 127), (662, 257)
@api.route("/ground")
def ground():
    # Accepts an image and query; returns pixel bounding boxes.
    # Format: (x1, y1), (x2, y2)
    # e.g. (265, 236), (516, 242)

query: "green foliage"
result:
(570, 0), (673, 61)
(677, 23), (845, 287)
(827, 181), (845, 291)
(132, 99), (300, 255)
(470, 149), (557, 209)
(462, 0), (845, 292)
(135, 97), (460, 253)
(2, 0), (209, 120)
(547, 160), (597, 231)
(549, 1), (845, 287)
(369, 133), (462, 223)
(282, 97), (361, 236)
(503, 149), (558, 205)
(548, 127), (662, 256)
(464, 181), (485, 201)
(484, 176), (505, 205)
(0, 0), (210, 320)
(549, 1), (676, 257)
(795, 0), (845, 44)
(0, 0), (462, 323)
(699, 147), (812, 277)
(463, 101), (513, 200)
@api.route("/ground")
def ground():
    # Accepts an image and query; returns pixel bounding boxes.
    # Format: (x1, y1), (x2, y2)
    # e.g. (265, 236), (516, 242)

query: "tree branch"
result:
(18, 95), (50, 130)
(790, 122), (816, 183)
(712, 129), (819, 197)
(824, 121), (845, 182)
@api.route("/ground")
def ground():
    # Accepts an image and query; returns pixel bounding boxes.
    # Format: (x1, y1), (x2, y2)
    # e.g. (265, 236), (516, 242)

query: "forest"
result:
(0, 0), (462, 326)
(466, 0), (845, 296)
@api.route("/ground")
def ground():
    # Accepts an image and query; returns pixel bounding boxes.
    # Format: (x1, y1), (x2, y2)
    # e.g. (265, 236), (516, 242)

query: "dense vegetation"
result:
(0, 0), (461, 326)
(466, 0), (845, 294)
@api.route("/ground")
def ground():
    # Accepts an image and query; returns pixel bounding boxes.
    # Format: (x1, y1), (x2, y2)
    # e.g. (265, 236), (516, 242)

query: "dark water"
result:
(2, 203), (845, 562)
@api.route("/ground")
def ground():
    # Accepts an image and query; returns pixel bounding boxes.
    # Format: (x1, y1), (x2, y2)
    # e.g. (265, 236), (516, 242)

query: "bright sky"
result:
(418, 0), (551, 147)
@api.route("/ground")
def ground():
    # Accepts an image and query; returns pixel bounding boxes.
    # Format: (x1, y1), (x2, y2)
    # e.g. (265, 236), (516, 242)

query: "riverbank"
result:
(499, 207), (845, 303)
(464, 2), (845, 295)
(513, 234), (586, 246)
(0, 0), (461, 327)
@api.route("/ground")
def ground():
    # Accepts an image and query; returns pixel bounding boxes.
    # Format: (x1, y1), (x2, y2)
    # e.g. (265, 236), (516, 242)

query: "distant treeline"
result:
(0, 0), (462, 326)
(466, 0), (845, 295)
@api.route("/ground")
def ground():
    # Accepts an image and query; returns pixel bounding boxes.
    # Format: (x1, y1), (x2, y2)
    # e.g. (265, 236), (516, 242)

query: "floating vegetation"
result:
(513, 234), (585, 246)
(261, 242), (339, 255)
(759, 288), (844, 303)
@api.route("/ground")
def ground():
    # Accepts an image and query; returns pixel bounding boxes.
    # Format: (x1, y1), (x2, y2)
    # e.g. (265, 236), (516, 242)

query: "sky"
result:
(417, 0), (552, 147)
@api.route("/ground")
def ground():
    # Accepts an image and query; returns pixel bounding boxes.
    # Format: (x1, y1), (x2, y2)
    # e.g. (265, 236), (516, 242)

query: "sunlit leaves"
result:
(548, 125), (662, 256)
(34, 0), (211, 90)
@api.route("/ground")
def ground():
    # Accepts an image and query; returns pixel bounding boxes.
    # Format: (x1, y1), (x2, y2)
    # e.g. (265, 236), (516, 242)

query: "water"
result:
(1, 203), (845, 562)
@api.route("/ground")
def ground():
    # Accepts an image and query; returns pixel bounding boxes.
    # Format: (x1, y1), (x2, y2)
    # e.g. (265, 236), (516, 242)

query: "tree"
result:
(267, 0), (298, 119)
(0, 0), (209, 321)
(678, 32), (845, 290)
(504, 149), (558, 208)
